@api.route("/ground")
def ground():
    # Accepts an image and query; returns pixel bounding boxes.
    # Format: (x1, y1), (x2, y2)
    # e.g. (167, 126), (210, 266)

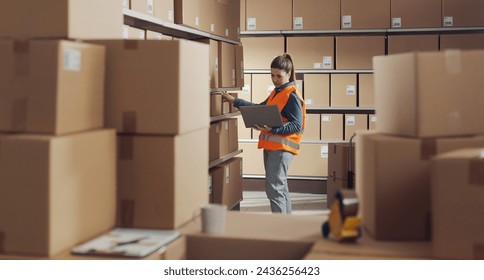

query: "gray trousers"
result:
(263, 149), (295, 214)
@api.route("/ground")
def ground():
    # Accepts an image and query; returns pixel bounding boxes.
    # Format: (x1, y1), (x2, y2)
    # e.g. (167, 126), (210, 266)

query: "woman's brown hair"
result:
(270, 53), (295, 82)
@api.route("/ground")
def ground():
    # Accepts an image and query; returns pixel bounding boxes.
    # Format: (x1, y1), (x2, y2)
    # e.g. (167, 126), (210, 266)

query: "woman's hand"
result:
(221, 92), (235, 103)
(254, 124), (272, 132)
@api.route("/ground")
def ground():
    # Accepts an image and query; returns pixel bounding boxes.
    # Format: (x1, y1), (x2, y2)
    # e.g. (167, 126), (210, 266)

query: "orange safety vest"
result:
(258, 85), (306, 155)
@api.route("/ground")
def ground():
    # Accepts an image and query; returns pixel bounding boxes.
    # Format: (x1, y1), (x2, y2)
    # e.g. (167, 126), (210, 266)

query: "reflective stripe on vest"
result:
(259, 134), (300, 150)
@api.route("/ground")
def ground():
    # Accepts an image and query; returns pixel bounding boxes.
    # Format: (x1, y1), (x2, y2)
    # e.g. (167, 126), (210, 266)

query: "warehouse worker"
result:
(222, 54), (306, 214)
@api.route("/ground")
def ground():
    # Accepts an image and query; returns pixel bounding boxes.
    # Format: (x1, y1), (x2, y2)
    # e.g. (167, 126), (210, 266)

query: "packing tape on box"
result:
(11, 98), (28, 132)
(445, 50), (462, 75)
(14, 41), (30, 77)
(119, 136), (134, 161)
(473, 244), (484, 260)
(469, 157), (484, 185)
(122, 111), (137, 133)
(120, 200), (135, 227)
(123, 40), (138, 50)
(420, 139), (437, 160)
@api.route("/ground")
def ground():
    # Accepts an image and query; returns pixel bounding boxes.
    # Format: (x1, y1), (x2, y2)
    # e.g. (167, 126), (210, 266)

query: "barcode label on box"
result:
(195, 17), (200, 26)
(247, 18), (256, 30)
(314, 63), (324, 69)
(346, 116), (356, 126)
(342, 15), (352, 28)
(232, 69), (236, 86)
(322, 115), (331, 122)
(370, 115), (377, 122)
(242, 85), (250, 93)
(294, 17), (303, 29)
(346, 85), (356, 95)
(208, 175), (212, 193)
(392, 17), (402, 28)
(147, 0), (154, 14)
(63, 49), (82, 72)
(321, 145), (329, 158)
(444, 16), (454, 27)
(168, 11), (174, 21)
(323, 56), (332, 69)
(305, 99), (313, 105)
(225, 166), (230, 184)
(211, 24), (215, 32)
(225, 29), (229, 37)
(215, 57), (219, 71)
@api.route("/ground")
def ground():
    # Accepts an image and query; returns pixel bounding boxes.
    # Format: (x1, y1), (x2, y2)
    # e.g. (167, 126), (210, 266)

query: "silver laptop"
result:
(239, 105), (284, 128)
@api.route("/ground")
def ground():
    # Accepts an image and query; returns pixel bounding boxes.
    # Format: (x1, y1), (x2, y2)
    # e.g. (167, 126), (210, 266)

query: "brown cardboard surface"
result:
(358, 74), (375, 107)
(174, 0), (204, 31)
(292, 0), (340, 30)
(0, 40), (105, 135)
(344, 114), (367, 140)
(241, 37), (284, 70)
(336, 36), (385, 69)
(211, 158), (243, 208)
(431, 148), (484, 259)
(321, 114), (343, 141)
(240, 0), (246, 31)
(328, 143), (356, 180)
(388, 35), (439, 55)
(228, 118), (239, 153)
(117, 129), (209, 229)
(92, 40), (209, 135)
(239, 142), (264, 175)
(210, 94), (222, 117)
(197, 39), (219, 88)
(440, 34), (484, 50)
(246, 0), (292, 31)
(0, 130), (116, 256)
(341, 0), (390, 29)
(303, 74), (330, 107)
(442, 0), (484, 27)
(209, 122), (229, 162)
(251, 74), (273, 103)
(356, 131), (484, 241)
(287, 37), (334, 69)
(122, 25), (146, 39)
(235, 45), (244, 88)
(304, 114), (321, 141)
(229, 157), (244, 207)
(331, 74), (357, 107)
(218, 42), (236, 88)
(155, 0), (174, 23)
(290, 143), (328, 177)
(373, 50), (484, 138)
(391, 0), (441, 28)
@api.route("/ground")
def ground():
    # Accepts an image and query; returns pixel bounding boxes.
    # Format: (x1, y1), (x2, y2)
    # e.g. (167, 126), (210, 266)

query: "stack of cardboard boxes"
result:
(357, 49), (484, 259)
(0, 0), (123, 257)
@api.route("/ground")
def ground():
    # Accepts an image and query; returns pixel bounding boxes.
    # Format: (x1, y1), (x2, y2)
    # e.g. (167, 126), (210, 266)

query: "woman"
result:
(222, 53), (306, 214)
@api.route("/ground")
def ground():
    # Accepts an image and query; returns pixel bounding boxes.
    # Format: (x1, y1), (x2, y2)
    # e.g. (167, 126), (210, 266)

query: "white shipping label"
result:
(195, 16), (200, 26)
(225, 28), (229, 37)
(247, 18), (257, 30)
(225, 166), (230, 184)
(240, 62), (244, 79)
(211, 24), (215, 32)
(314, 63), (324, 69)
(267, 86), (275, 94)
(392, 17), (402, 28)
(243, 85), (250, 93)
(63, 49), (82, 72)
(370, 115), (377, 122)
(342, 15), (352, 28)
(346, 85), (356, 95)
(305, 99), (314, 105)
(444, 16), (454, 27)
(294, 17), (303, 29)
(322, 56), (332, 69)
(322, 115), (331, 122)
(208, 175), (212, 193)
(232, 69), (236, 86)
(147, 0), (154, 14)
(215, 57), (219, 71)
(122, 26), (129, 39)
(168, 11), (174, 21)
(321, 145), (329, 158)
(122, 0), (128, 8)
(346, 116), (356, 126)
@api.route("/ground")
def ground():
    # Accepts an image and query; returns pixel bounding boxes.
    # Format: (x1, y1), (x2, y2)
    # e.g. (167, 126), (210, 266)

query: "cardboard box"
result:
(344, 114), (367, 140)
(155, 0), (175, 23)
(304, 114), (321, 141)
(122, 25), (146, 39)
(356, 131), (484, 240)
(336, 36), (385, 69)
(303, 74), (330, 107)
(197, 39), (219, 88)
(287, 37), (334, 69)
(240, 0), (246, 31)
(174, 0), (204, 31)
(92, 40), (209, 135)
(0, 130), (116, 256)
(217, 0), (241, 41)
(358, 74), (375, 107)
(239, 142), (264, 175)
(236, 115), (252, 139)
(211, 157), (243, 208)
(0, 0), (123, 39)
(251, 74), (273, 103)
(290, 143), (328, 177)
(117, 129), (209, 229)
(390, 0), (441, 28)
(326, 177), (354, 209)
(218, 42), (236, 88)
(431, 148), (484, 259)
(235, 45), (244, 88)
(246, 0), (292, 31)
(0, 40), (105, 135)
(209, 122), (229, 163)
(292, 0), (340, 30)
(331, 74), (357, 107)
(373, 50), (484, 138)
(321, 114), (343, 141)
(146, 30), (173, 40)
(241, 37), (284, 70)
(210, 94), (222, 117)
(341, 0), (390, 29)
(228, 118), (239, 153)
(388, 35), (439, 55)
(328, 143), (356, 180)
(229, 157), (244, 206)
(442, 0), (484, 27)
(369, 114), (377, 130)
(222, 101), (231, 115)
(440, 34), (484, 50)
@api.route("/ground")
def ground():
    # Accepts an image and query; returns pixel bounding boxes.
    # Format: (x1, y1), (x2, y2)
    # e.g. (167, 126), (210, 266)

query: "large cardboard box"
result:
(211, 157), (243, 208)
(390, 0), (441, 28)
(197, 39), (219, 88)
(235, 45), (244, 88)
(0, 130), (116, 256)
(218, 0), (241, 41)
(292, 0), (340, 30)
(344, 114), (367, 140)
(241, 37), (284, 70)
(210, 94), (222, 117)
(336, 36), (385, 69)
(117, 129), (209, 229)
(290, 143), (328, 177)
(0, 0), (123, 39)
(373, 50), (484, 138)
(303, 74), (330, 107)
(359, 74), (375, 107)
(287, 37), (334, 69)
(321, 114), (343, 141)
(331, 74), (357, 107)
(328, 143), (356, 180)
(341, 0), (390, 29)
(431, 148), (484, 259)
(440, 34), (484, 50)
(218, 42), (236, 88)
(388, 35), (439, 55)
(356, 131), (484, 240)
(209, 122), (229, 163)
(442, 0), (484, 27)
(251, 74), (273, 103)
(304, 114), (321, 141)
(246, 0), (292, 31)
(174, 0), (206, 32)
(240, 142), (264, 175)
(0, 40), (105, 135)
(93, 40), (209, 135)
(228, 118), (239, 153)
